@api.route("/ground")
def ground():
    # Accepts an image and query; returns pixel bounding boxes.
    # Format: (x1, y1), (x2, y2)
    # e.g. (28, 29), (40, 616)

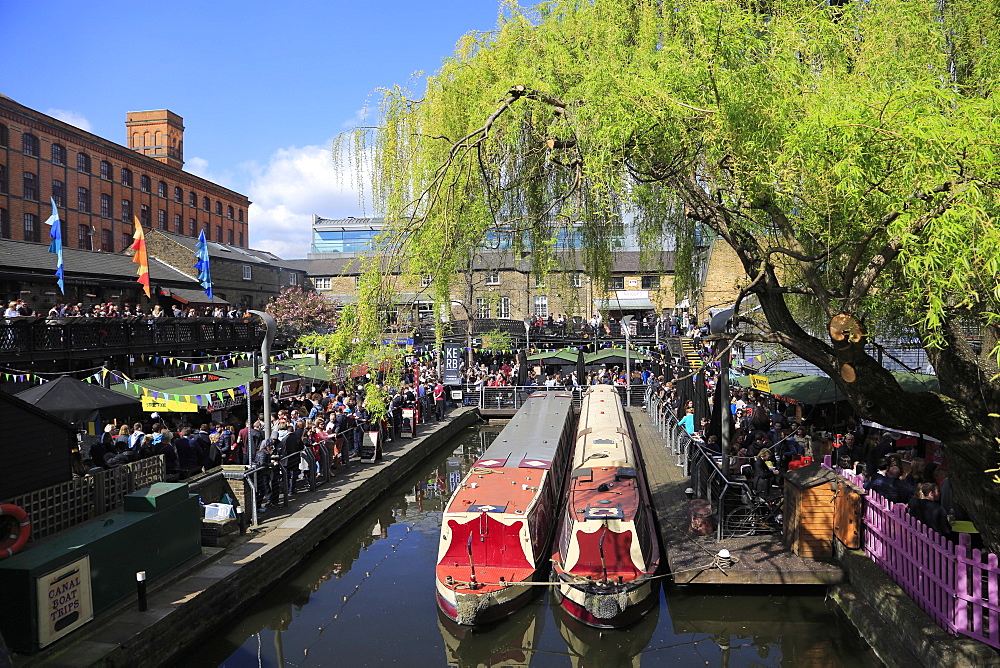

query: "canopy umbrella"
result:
(516, 349), (528, 386)
(585, 347), (651, 366)
(16, 375), (142, 425)
(692, 368), (711, 432)
(576, 347), (586, 386)
(675, 361), (693, 415)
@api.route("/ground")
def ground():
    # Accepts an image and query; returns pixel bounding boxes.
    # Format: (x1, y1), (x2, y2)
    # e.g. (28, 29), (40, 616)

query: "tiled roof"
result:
(151, 229), (285, 265)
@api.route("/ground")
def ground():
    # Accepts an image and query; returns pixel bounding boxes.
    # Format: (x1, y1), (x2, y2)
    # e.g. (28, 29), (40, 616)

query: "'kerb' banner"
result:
(442, 343), (463, 385)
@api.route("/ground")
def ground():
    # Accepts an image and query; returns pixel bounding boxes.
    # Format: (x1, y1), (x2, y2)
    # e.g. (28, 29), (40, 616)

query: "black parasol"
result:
(16, 375), (142, 425)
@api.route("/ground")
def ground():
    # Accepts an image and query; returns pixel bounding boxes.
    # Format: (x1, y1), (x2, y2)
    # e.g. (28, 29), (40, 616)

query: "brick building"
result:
(0, 96), (250, 253)
(144, 229), (303, 311)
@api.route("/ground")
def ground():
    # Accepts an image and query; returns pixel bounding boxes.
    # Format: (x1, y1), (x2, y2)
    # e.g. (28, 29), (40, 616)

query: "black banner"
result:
(443, 343), (463, 385)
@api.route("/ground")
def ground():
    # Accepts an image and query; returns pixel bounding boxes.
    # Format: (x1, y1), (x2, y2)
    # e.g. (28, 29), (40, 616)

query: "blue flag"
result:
(194, 230), (213, 300)
(45, 198), (65, 294)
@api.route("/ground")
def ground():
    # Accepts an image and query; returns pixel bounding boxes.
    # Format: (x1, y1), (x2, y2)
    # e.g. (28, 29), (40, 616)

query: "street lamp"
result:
(523, 317), (533, 352)
(621, 315), (633, 407)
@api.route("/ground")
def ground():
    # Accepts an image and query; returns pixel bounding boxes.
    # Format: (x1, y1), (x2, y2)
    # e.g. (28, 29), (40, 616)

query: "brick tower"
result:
(125, 110), (184, 169)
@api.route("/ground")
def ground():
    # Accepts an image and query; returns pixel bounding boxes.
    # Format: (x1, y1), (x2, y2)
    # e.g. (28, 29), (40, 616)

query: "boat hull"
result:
(552, 576), (659, 629)
(436, 573), (543, 626)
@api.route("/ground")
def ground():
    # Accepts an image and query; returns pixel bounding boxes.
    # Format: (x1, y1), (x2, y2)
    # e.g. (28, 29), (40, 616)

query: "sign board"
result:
(277, 379), (301, 399)
(749, 374), (771, 393)
(442, 343), (462, 385)
(141, 396), (200, 413)
(360, 430), (381, 463)
(37, 556), (93, 648)
(450, 390), (463, 401)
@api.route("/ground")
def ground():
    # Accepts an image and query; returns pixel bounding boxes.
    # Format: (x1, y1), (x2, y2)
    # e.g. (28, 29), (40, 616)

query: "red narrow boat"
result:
(436, 391), (575, 625)
(551, 385), (661, 628)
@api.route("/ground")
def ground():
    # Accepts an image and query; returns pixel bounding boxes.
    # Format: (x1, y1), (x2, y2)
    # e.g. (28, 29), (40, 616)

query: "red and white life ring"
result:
(0, 504), (30, 558)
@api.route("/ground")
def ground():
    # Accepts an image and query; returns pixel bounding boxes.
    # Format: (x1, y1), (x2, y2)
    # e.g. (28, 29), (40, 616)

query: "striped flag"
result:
(45, 197), (65, 294)
(194, 229), (213, 300)
(130, 217), (151, 298)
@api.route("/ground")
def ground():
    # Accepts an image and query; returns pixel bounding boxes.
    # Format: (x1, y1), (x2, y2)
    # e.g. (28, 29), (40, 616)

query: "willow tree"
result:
(341, 0), (1000, 550)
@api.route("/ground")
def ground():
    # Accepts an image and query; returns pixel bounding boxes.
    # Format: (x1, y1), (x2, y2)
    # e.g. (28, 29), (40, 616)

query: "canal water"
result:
(187, 424), (879, 667)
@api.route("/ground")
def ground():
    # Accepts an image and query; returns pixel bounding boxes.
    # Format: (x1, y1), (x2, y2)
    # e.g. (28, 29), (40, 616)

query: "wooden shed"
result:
(783, 464), (838, 559)
(0, 389), (78, 499)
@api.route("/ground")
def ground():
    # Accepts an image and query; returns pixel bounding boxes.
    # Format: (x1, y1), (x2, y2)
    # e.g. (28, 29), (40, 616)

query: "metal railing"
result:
(0, 316), (267, 362)
(645, 394), (757, 540)
(459, 384), (647, 411)
(2, 455), (166, 541)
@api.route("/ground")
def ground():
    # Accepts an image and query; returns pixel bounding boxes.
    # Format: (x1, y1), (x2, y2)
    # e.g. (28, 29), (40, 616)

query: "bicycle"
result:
(724, 489), (784, 537)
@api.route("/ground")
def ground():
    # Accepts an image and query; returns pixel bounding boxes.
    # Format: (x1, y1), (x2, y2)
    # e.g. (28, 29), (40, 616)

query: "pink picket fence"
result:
(832, 465), (1000, 649)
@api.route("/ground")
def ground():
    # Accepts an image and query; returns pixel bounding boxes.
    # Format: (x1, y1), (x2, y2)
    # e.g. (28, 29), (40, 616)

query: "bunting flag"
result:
(194, 230), (213, 300)
(130, 217), (151, 298)
(45, 197), (65, 294)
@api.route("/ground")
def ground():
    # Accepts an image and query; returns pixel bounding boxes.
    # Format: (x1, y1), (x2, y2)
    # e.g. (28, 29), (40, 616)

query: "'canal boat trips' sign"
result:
(37, 555), (93, 647)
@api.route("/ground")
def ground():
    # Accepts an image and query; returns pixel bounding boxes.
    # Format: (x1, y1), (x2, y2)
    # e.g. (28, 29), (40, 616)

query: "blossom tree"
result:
(265, 287), (341, 344)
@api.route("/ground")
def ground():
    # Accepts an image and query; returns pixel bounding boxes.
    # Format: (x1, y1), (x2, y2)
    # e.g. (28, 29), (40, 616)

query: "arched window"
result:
(227, 205), (234, 219)
(202, 196), (210, 210)
(0, 123), (8, 147)
(140, 174), (150, 192)
(76, 152), (91, 173)
(22, 133), (39, 156)
(174, 186), (183, 202)
(121, 168), (133, 187)
(100, 160), (112, 180)
(51, 143), (66, 165)
(189, 191), (197, 206)
(158, 180), (167, 197)
(215, 201), (222, 215)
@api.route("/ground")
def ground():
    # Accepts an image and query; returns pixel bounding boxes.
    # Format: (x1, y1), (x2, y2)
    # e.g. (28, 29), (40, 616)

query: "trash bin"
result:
(689, 498), (714, 536)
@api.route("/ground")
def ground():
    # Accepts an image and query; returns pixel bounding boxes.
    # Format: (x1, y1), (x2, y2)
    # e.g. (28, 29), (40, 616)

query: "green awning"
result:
(528, 348), (580, 363)
(768, 374), (845, 405)
(732, 370), (804, 389)
(585, 347), (650, 365)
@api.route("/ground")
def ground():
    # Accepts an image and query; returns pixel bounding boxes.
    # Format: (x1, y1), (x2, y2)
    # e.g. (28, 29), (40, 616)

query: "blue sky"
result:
(0, 0), (503, 256)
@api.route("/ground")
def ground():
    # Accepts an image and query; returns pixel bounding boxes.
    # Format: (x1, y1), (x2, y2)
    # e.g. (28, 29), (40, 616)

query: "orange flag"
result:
(130, 217), (151, 298)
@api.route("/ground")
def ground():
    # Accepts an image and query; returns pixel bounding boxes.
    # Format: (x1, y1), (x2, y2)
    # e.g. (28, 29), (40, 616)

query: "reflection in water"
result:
(187, 424), (875, 667)
(553, 590), (659, 668)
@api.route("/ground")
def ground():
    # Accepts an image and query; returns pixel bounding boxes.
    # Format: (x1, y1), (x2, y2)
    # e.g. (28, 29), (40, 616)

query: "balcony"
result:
(0, 316), (267, 364)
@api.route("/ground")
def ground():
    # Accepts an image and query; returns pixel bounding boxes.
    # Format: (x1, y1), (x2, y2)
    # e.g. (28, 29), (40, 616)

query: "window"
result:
(238, 209), (244, 222)
(77, 152), (91, 173)
(534, 275), (546, 288)
(215, 225), (222, 242)
(242, 265), (252, 281)
(0, 123), (7, 147)
(100, 193), (111, 218)
(607, 276), (625, 290)
(23, 172), (37, 201)
(174, 213), (183, 233)
(52, 180), (65, 207)
(189, 218), (196, 235)
(77, 187), (90, 212)
(140, 204), (150, 227)
(202, 196), (210, 210)
(101, 228), (113, 252)
(533, 295), (548, 318)
(188, 191), (197, 206)
(476, 297), (490, 319)
(496, 296), (511, 319)
(51, 143), (66, 165)
(122, 232), (131, 251)
(314, 277), (331, 290)
(227, 228), (234, 245)
(121, 168), (132, 187)
(420, 273), (433, 287)
(0, 165), (6, 193)
(140, 174), (150, 192)
(77, 224), (91, 250)
(289, 272), (298, 286)
(571, 272), (582, 288)
(174, 186), (183, 202)
(157, 180), (167, 197)
(0, 208), (9, 239)
(227, 205), (234, 219)
(121, 199), (132, 221)
(22, 133), (39, 156)
(238, 231), (244, 247)
(158, 209), (167, 229)
(641, 275), (660, 290)
(23, 213), (39, 242)
(485, 269), (500, 285)
(100, 160), (112, 180)
(215, 201), (222, 215)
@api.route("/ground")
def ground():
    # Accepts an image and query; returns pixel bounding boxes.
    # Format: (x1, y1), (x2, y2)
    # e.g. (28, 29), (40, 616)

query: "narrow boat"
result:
(551, 384), (661, 628)
(436, 391), (575, 625)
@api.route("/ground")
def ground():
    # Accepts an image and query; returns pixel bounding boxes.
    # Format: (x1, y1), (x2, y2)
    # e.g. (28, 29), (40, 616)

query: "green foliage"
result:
(480, 328), (514, 352)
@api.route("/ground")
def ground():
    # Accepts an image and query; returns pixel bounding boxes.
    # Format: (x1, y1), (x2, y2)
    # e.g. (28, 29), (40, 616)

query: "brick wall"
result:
(699, 239), (747, 321)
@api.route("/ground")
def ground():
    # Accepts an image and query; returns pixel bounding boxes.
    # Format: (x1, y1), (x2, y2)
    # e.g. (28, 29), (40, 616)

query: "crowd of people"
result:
(4, 298), (253, 319)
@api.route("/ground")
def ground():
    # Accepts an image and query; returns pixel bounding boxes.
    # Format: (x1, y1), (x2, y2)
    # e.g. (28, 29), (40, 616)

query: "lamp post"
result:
(621, 315), (633, 407)
(523, 317), (532, 353)
(248, 310), (276, 527)
(710, 307), (736, 475)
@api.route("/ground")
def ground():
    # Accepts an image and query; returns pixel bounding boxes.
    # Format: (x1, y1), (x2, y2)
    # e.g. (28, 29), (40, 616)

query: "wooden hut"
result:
(0, 389), (77, 499)
(783, 464), (838, 559)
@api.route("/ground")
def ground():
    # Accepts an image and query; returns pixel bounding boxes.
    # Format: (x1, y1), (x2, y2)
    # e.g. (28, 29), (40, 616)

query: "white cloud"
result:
(245, 142), (371, 258)
(46, 108), (92, 132)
